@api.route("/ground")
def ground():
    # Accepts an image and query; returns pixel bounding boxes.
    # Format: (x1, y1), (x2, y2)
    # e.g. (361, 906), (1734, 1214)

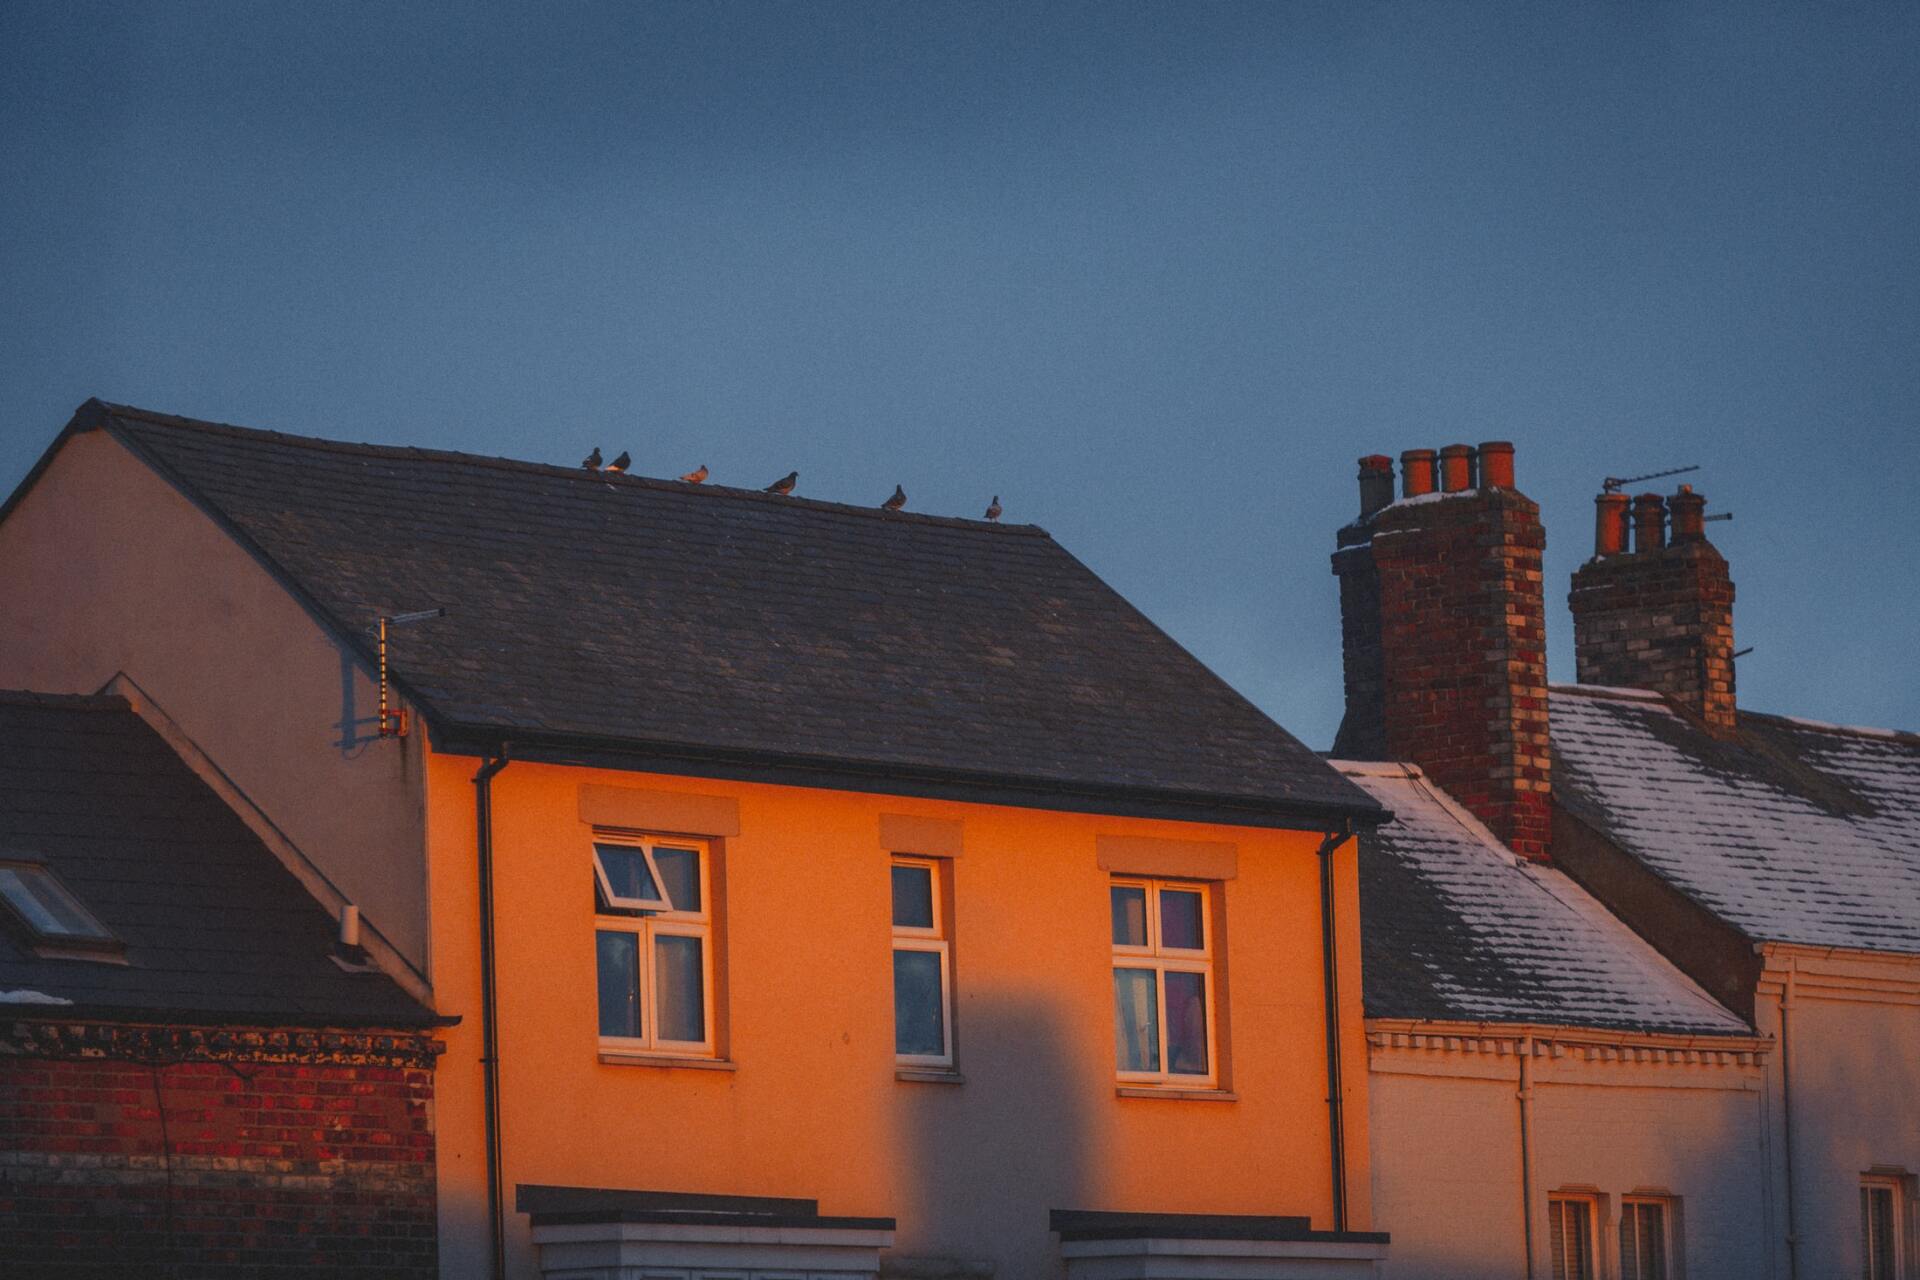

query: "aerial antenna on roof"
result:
(1602, 463), (1699, 494)
(366, 608), (447, 739)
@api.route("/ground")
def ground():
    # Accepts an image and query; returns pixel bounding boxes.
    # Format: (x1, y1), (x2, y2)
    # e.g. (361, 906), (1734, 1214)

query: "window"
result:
(891, 858), (952, 1068)
(592, 838), (713, 1056)
(1620, 1197), (1674, 1280)
(1110, 878), (1215, 1085)
(1863, 1175), (1906, 1280)
(0, 859), (119, 958)
(1548, 1195), (1597, 1280)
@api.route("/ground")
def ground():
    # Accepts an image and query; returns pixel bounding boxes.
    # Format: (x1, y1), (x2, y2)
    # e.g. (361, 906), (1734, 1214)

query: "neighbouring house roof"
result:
(1552, 684), (1920, 955)
(39, 400), (1380, 827)
(1337, 760), (1750, 1035)
(0, 691), (437, 1026)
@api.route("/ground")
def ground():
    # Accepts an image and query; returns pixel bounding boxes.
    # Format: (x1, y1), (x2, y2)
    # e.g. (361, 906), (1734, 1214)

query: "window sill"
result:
(896, 1067), (965, 1085)
(1115, 1086), (1236, 1102)
(598, 1051), (736, 1072)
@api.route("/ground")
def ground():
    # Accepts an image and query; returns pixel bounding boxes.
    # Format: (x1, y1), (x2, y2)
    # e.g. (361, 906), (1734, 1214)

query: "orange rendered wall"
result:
(424, 752), (1373, 1278)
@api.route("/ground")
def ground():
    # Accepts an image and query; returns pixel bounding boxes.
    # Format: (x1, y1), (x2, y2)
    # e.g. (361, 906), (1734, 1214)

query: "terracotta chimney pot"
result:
(1358, 455), (1395, 518)
(1669, 484), (1707, 542)
(1401, 449), (1437, 498)
(1593, 492), (1630, 556)
(1631, 492), (1666, 553)
(1478, 441), (1515, 489)
(1439, 444), (1474, 493)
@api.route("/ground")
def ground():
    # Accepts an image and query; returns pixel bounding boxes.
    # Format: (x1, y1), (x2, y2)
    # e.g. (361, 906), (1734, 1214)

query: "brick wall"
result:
(1569, 539), (1736, 733)
(1332, 483), (1552, 860)
(0, 1020), (438, 1279)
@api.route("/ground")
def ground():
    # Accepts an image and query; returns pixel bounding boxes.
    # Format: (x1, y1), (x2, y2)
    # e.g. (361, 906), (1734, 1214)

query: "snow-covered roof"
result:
(1552, 686), (1920, 954)
(1338, 761), (1750, 1036)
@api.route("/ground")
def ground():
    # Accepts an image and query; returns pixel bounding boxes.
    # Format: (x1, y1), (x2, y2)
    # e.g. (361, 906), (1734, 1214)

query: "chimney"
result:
(1332, 442), (1551, 861)
(1569, 483), (1737, 733)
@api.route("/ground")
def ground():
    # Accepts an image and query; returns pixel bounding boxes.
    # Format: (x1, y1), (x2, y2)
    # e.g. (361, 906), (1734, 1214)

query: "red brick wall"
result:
(0, 1022), (438, 1279)
(1333, 486), (1552, 860)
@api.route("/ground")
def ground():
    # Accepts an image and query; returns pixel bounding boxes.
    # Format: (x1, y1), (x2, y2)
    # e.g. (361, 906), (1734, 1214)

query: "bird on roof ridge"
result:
(582, 447), (602, 470)
(680, 464), (708, 484)
(882, 484), (906, 512)
(985, 495), (1002, 521)
(606, 451), (631, 475)
(766, 471), (798, 495)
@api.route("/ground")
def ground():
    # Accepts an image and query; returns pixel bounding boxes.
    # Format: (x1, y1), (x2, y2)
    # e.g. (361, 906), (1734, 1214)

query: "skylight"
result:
(0, 860), (118, 953)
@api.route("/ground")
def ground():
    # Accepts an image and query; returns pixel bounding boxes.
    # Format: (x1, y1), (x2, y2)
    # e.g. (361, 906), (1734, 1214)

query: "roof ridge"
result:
(0, 689), (131, 712)
(1740, 708), (1919, 745)
(96, 401), (1051, 537)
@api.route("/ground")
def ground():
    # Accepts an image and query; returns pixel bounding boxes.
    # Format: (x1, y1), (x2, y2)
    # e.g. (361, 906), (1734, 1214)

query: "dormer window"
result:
(0, 859), (120, 959)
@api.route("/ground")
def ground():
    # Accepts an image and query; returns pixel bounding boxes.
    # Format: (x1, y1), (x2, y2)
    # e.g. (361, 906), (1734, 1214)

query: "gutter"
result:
(473, 749), (512, 1280)
(1317, 825), (1352, 1233)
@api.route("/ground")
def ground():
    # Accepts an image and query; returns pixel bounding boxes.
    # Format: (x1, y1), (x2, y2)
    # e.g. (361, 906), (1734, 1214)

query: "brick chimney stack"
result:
(1331, 442), (1552, 861)
(1569, 484), (1737, 733)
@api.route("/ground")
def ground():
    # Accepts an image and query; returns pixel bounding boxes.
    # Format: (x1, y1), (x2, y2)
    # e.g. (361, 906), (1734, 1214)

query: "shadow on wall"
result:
(891, 993), (1089, 1280)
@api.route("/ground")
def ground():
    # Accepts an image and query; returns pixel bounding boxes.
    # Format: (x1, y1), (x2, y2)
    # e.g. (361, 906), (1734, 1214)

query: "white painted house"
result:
(1325, 445), (1920, 1279)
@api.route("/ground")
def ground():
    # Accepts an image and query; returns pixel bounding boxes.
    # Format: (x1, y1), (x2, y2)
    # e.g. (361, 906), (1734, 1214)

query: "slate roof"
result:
(1338, 760), (1750, 1035)
(57, 400), (1378, 826)
(0, 691), (436, 1026)
(1552, 685), (1920, 954)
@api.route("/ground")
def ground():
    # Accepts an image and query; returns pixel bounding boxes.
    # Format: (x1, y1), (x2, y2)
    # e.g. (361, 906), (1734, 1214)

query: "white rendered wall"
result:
(1369, 1033), (1772, 1280)
(1757, 948), (1920, 1280)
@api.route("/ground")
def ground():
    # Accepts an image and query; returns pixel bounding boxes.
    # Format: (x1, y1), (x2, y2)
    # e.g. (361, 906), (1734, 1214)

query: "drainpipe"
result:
(1317, 825), (1352, 1233)
(1518, 1034), (1537, 1280)
(1779, 960), (1800, 1280)
(474, 749), (511, 1280)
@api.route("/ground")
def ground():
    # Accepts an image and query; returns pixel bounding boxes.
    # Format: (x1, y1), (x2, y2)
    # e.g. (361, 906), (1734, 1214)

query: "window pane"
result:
(1620, 1207), (1638, 1280)
(1163, 970), (1209, 1075)
(0, 866), (106, 938)
(1550, 1201), (1593, 1280)
(595, 845), (660, 903)
(1111, 886), (1147, 947)
(893, 949), (945, 1056)
(892, 864), (934, 930)
(1867, 1186), (1896, 1280)
(1640, 1203), (1666, 1280)
(654, 935), (706, 1043)
(1160, 889), (1204, 950)
(653, 847), (700, 913)
(595, 930), (641, 1038)
(1113, 968), (1160, 1072)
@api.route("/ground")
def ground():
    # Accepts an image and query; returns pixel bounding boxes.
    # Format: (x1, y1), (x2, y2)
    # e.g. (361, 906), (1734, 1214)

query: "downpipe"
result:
(1318, 825), (1352, 1233)
(474, 750), (511, 1280)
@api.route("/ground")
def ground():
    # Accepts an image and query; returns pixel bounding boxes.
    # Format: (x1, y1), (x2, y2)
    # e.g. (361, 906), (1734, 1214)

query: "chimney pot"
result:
(1593, 492), (1630, 556)
(1401, 449), (1437, 498)
(1478, 441), (1515, 489)
(1357, 455), (1395, 518)
(1670, 485), (1707, 542)
(1439, 444), (1474, 493)
(1631, 493), (1666, 553)
(339, 903), (362, 949)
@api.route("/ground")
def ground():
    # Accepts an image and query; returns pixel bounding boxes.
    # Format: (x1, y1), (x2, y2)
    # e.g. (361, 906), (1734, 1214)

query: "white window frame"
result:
(1619, 1195), (1680, 1280)
(1109, 876), (1218, 1088)
(890, 856), (953, 1069)
(1863, 1173), (1911, 1280)
(592, 835), (715, 1058)
(0, 857), (121, 960)
(1548, 1193), (1599, 1280)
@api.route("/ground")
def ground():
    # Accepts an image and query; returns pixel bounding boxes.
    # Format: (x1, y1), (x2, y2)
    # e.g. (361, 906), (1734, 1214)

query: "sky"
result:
(2, 1), (1916, 747)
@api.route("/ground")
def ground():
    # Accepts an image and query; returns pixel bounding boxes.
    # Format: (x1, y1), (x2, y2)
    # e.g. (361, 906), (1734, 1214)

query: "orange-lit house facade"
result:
(0, 402), (1391, 1279)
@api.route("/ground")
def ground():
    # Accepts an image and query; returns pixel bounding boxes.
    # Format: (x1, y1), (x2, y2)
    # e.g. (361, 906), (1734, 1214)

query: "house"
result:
(0, 686), (443, 1277)
(0, 400), (1395, 1279)
(1329, 444), (1920, 1279)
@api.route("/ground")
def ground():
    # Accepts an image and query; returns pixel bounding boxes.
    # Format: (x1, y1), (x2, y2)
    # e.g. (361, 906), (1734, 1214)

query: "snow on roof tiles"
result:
(1552, 686), (1920, 954)
(1339, 760), (1749, 1035)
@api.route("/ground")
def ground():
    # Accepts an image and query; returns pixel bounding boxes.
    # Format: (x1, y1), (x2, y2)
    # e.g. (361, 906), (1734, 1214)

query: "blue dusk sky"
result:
(2, 2), (1916, 746)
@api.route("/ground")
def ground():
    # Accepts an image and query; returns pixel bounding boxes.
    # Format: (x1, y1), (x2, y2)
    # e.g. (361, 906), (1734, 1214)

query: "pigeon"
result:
(606, 451), (630, 475)
(680, 464), (708, 484)
(582, 447), (602, 470)
(765, 471), (798, 495)
(882, 485), (906, 512)
(984, 495), (1002, 521)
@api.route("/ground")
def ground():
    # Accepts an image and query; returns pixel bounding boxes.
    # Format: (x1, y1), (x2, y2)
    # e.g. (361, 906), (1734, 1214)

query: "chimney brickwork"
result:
(1569, 487), (1736, 733)
(1332, 444), (1552, 861)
